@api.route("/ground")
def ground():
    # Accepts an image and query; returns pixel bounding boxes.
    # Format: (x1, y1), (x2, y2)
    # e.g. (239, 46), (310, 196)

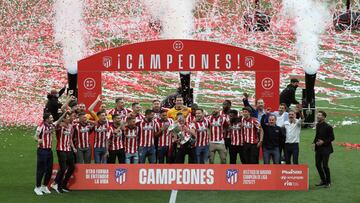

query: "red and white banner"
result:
(51, 164), (308, 190)
(78, 39), (280, 111)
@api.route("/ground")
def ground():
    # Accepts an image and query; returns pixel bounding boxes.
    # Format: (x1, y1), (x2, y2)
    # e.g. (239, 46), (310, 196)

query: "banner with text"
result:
(51, 164), (308, 190)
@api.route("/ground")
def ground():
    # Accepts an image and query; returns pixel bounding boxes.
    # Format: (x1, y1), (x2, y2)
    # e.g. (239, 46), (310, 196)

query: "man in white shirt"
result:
(273, 103), (289, 163)
(284, 108), (304, 164)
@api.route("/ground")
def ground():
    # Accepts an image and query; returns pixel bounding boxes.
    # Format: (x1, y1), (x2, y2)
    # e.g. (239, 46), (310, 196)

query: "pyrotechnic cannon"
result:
(302, 73), (316, 125)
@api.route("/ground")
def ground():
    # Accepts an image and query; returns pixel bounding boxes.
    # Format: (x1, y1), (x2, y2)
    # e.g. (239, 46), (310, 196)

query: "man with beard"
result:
(284, 109), (304, 164)
(123, 117), (139, 164)
(155, 110), (174, 163)
(220, 100), (232, 150)
(93, 111), (110, 163)
(280, 78), (300, 108)
(138, 109), (158, 163)
(208, 106), (228, 164)
(313, 111), (335, 188)
(33, 112), (66, 195)
(228, 109), (245, 164)
(185, 103), (198, 125)
(242, 93), (266, 122)
(51, 112), (76, 193)
(131, 102), (145, 123)
(108, 97), (132, 120)
(73, 112), (94, 164)
(174, 113), (196, 164)
(191, 109), (210, 164)
(106, 114), (125, 164)
(241, 107), (263, 164)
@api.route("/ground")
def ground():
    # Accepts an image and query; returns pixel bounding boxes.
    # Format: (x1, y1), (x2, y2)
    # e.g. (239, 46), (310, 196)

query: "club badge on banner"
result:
(50, 164), (308, 190)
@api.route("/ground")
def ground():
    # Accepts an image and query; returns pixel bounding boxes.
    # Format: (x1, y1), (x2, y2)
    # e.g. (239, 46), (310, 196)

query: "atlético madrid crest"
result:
(226, 169), (239, 184)
(115, 168), (127, 184)
(245, 56), (255, 68)
(103, 56), (112, 68)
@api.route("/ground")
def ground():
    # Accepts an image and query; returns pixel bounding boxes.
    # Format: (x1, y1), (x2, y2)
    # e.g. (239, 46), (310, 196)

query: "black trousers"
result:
(55, 151), (75, 189)
(315, 151), (331, 184)
(175, 142), (196, 164)
(36, 148), (53, 187)
(279, 127), (286, 161)
(229, 145), (245, 164)
(285, 143), (299, 164)
(243, 143), (259, 164)
(224, 138), (231, 150)
(108, 149), (126, 163)
(154, 136), (159, 163)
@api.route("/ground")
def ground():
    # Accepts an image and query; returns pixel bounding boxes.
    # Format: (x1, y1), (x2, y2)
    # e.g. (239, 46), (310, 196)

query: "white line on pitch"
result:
(169, 190), (178, 203)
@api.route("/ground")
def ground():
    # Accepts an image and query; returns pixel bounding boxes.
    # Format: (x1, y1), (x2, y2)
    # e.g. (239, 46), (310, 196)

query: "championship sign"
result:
(51, 164), (308, 191)
(77, 39), (280, 110)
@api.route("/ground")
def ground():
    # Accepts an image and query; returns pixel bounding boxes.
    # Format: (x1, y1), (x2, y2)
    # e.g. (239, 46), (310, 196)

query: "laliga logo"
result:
(83, 78), (96, 90)
(103, 56), (112, 68)
(173, 41), (184, 52)
(261, 77), (274, 90)
(245, 56), (255, 68)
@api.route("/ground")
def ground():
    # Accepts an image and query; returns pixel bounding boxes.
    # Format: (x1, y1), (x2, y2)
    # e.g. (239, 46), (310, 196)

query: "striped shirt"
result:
(55, 123), (73, 151)
(123, 126), (139, 154)
(36, 122), (54, 149)
(107, 123), (124, 150)
(190, 119), (210, 147)
(229, 122), (243, 146)
(155, 118), (174, 147)
(94, 121), (110, 148)
(208, 115), (227, 142)
(242, 117), (260, 144)
(73, 122), (93, 149)
(138, 119), (158, 147)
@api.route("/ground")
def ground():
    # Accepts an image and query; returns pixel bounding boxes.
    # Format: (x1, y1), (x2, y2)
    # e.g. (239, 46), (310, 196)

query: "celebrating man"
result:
(208, 106), (228, 164)
(313, 111), (335, 188)
(241, 107), (263, 164)
(138, 109), (158, 163)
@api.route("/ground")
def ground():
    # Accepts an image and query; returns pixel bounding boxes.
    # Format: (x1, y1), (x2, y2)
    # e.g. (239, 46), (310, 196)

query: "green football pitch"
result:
(1, 103), (360, 203)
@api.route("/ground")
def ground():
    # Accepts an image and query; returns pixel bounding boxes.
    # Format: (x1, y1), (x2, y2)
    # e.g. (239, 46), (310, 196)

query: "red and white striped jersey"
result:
(123, 126), (139, 154)
(108, 108), (132, 118)
(36, 122), (54, 149)
(155, 118), (174, 147)
(208, 115), (228, 142)
(190, 119), (210, 147)
(185, 114), (195, 125)
(73, 122), (93, 149)
(242, 117), (260, 144)
(138, 119), (158, 147)
(229, 122), (243, 146)
(94, 121), (110, 148)
(107, 123), (124, 150)
(55, 123), (73, 152)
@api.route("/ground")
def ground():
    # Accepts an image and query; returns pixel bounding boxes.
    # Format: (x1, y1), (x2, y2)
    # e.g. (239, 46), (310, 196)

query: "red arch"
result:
(78, 39), (280, 109)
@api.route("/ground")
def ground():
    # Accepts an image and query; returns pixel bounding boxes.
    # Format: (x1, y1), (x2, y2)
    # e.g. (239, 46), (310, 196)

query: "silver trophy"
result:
(168, 123), (195, 145)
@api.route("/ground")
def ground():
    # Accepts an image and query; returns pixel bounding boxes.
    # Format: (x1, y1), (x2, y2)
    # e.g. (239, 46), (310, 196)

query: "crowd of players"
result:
(34, 78), (335, 195)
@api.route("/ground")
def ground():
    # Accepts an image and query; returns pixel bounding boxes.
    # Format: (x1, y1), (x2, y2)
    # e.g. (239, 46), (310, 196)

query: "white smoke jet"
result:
(142, 0), (196, 39)
(54, 0), (86, 74)
(282, 0), (331, 75)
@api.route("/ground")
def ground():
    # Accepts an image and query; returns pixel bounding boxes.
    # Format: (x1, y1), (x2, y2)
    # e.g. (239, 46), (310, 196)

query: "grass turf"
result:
(0, 109), (359, 203)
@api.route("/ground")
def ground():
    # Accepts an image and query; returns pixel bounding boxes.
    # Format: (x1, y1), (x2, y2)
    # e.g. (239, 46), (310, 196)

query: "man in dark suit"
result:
(312, 111), (335, 188)
(280, 78), (299, 108)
